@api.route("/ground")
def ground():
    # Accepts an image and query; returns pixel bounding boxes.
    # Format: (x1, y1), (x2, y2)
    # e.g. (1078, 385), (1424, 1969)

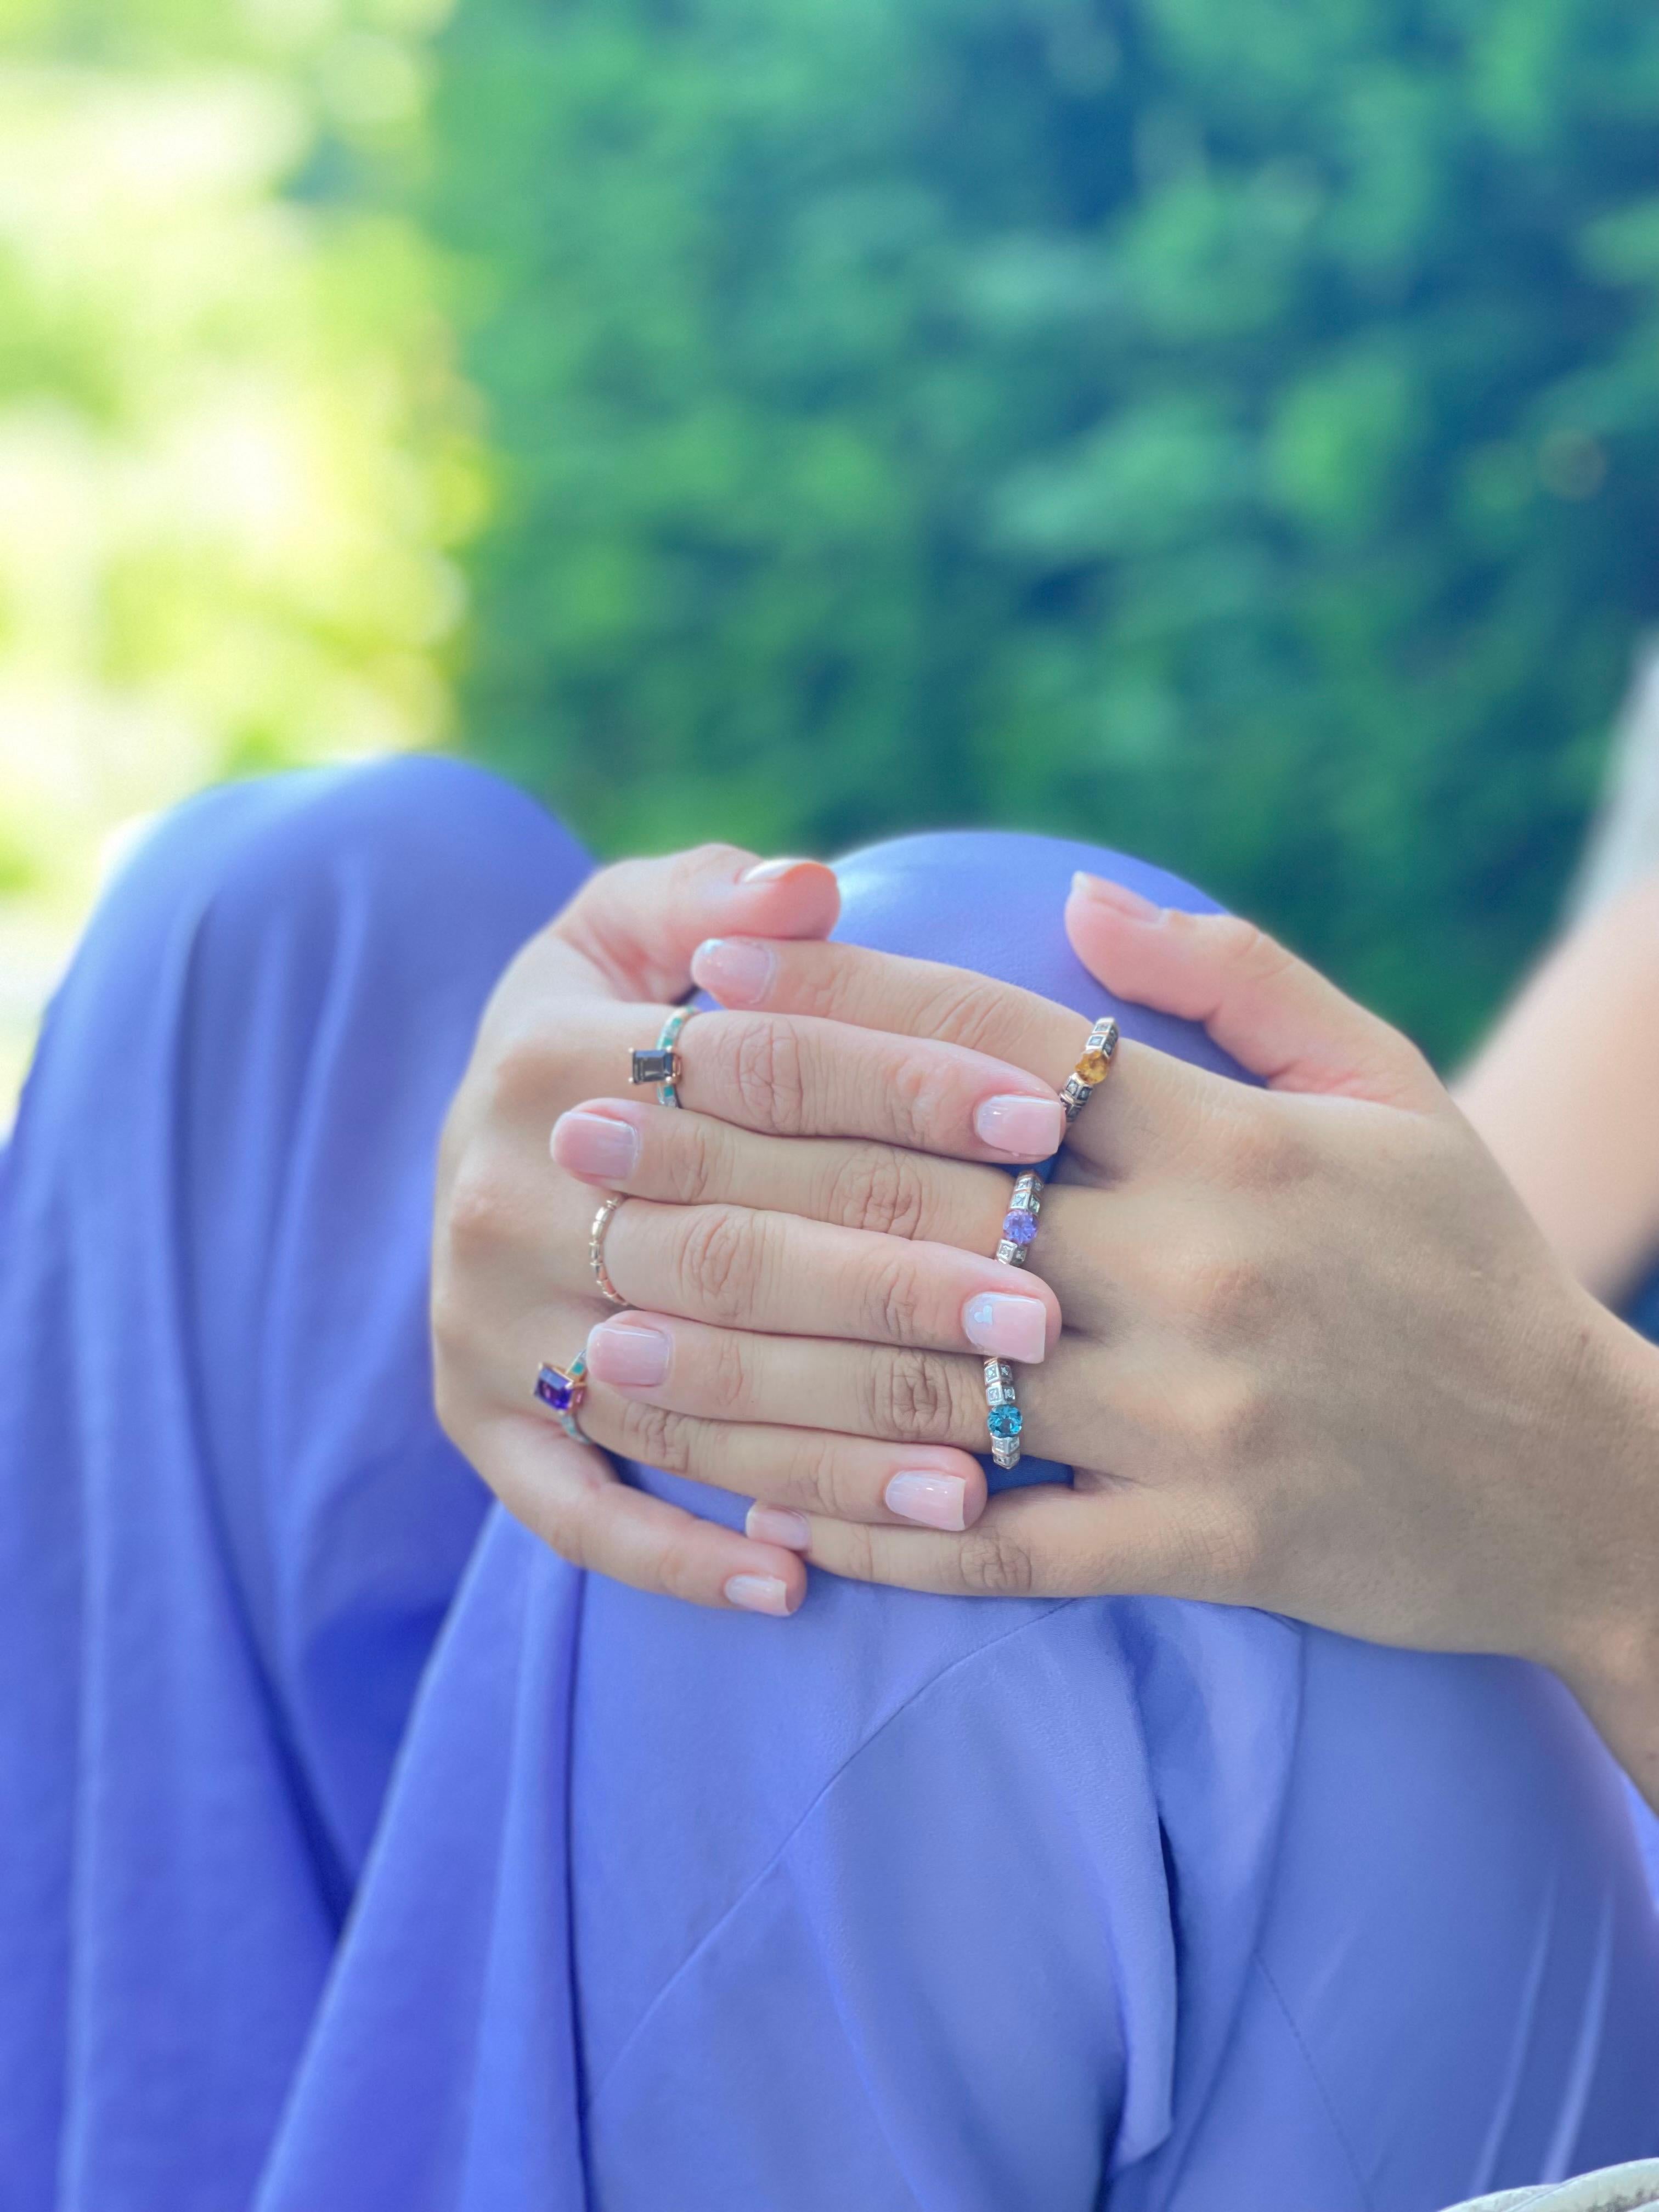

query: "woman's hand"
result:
(581, 885), (1659, 1801)
(431, 844), (1072, 1616)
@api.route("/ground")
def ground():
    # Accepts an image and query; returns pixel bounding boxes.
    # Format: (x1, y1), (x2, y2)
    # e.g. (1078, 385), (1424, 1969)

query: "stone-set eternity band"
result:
(995, 1169), (1044, 1268)
(984, 1357), (1023, 1471)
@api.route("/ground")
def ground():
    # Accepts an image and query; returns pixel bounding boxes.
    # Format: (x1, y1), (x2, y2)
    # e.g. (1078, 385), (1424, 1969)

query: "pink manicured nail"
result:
(973, 1093), (1066, 1159)
(746, 1504), (811, 1549)
(691, 937), (776, 1007)
(885, 1471), (968, 1531)
(724, 1572), (794, 1614)
(962, 1291), (1048, 1363)
(551, 1109), (640, 1181)
(740, 857), (812, 883)
(585, 1320), (669, 1387)
(1070, 870), (1161, 918)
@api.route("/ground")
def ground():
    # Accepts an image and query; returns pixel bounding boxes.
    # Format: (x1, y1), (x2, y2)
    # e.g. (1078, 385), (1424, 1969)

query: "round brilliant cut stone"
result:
(1002, 1210), (1038, 1245)
(1077, 1048), (1112, 1084)
(987, 1406), (1022, 1440)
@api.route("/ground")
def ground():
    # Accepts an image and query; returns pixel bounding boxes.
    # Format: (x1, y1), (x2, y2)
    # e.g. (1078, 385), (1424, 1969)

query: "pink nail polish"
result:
(973, 1093), (1066, 1159)
(690, 937), (776, 1007)
(724, 1572), (794, 1614)
(740, 857), (812, 883)
(884, 1471), (968, 1531)
(962, 1291), (1048, 1363)
(746, 1503), (811, 1549)
(585, 1321), (669, 1387)
(551, 1109), (641, 1181)
(1070, 870), (1161, 918)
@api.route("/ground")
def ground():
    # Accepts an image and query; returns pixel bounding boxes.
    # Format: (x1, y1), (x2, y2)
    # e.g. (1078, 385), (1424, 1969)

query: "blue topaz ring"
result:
(535, 1352), (589, 1441)
(1059, 1015), (1119, 1123)
(984, 1358), (1023, 1471)
(995, 1170), (1043, 1268)
(630, 1004), (696, 1107)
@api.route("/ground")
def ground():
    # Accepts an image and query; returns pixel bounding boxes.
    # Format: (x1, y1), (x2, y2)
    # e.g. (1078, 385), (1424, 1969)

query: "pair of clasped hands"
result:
(435, 843), (1659, 1794)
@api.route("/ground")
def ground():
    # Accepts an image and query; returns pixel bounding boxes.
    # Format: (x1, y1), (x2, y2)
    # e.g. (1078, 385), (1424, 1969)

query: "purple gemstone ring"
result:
(994, 1170), (1043, 1268)
(534, 1351), (589, 1442)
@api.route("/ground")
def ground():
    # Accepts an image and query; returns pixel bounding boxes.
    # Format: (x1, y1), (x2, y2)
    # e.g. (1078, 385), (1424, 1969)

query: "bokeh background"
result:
(6, 0), (1659, 1121)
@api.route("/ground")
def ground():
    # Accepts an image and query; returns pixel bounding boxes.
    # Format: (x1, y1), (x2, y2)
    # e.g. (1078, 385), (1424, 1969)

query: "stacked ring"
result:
(995, 1169), (1043, 1268)
(984, 1358), (1023, 1471)
(534, 1351), (589, 1441)
(589, 1193), (629, 1307)
(630, 1005), (696, 1108)
(1059, 1015), (1119, 1122)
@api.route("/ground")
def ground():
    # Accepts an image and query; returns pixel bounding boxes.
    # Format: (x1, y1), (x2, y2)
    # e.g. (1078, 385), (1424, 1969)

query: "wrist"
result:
(1545, 1297), (1659, 1810)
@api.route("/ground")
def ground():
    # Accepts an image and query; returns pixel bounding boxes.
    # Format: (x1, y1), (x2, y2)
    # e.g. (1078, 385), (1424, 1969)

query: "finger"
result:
(1064, 874), (1441, 1110)
(794, 1474), (1238, 1603)
(583, 1310), (1097, 1457)
(551, 845), (840, 1003)
(480, 1409), (809, 1613)
(551, 1097), (1013, 1253)
(686, 936), (1216, 1172)
(677, 1008), (1068, 1162)
(574, 1386), (986, 1533)
(587, 1197), (1060, 1360)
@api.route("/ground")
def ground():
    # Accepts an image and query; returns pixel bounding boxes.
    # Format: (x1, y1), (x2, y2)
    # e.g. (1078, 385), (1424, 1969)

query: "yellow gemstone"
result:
(1077, 1047), (1112, 1084)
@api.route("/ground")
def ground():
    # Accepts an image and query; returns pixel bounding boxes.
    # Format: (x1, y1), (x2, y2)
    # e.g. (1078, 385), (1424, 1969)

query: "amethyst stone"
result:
(1001, 1210), (1038, 1246)
(536, 1365), (578, 1412)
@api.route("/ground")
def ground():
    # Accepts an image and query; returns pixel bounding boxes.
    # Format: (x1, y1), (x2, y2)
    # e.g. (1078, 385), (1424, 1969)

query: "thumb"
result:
(552, 844), (839, 1003)
(1065, 872), (1440, 1109)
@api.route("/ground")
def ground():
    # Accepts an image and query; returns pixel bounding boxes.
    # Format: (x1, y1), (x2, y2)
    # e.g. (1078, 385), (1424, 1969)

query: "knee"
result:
(831, 827), (1246, 1080)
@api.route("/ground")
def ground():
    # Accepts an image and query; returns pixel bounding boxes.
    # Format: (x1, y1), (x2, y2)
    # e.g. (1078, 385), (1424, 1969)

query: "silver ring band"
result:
(589, 1193), (629, 1307)
(1059, 1015), (1119, 1123)
(984, 1357), (1023, 1470)
(995, 1169), (1043, 1268)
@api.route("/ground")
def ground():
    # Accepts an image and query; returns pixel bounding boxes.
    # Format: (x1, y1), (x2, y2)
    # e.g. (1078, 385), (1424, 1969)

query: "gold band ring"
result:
(589, 1193), (629, 1307)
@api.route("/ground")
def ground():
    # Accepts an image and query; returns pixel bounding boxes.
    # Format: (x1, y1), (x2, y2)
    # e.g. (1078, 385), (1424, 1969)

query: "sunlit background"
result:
(6, 0), (1659, 1123)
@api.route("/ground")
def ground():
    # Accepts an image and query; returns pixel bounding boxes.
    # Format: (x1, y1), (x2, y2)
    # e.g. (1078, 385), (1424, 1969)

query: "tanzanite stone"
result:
(536, 1365), (577, 1412)
(987, 1405), (1022, 1440)
(1001, 1210), (1038, 1246)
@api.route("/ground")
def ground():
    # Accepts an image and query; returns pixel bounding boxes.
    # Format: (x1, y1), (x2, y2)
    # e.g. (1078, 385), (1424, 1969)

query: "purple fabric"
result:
(1, 758), (1656, 2212)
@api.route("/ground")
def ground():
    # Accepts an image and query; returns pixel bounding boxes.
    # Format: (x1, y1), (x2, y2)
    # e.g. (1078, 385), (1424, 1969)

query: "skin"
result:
(433, 849), (1659, 1810)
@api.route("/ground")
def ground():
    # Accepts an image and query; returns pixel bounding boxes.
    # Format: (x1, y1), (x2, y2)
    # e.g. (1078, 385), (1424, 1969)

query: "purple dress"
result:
(2, 757), (1656, 2212)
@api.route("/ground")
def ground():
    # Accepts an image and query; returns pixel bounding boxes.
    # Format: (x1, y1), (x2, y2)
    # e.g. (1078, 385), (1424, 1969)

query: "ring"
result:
(589, 1193), (629, 1307)
(630, 1005), (695, 1108)
(995, 1169), (1044, 1268)
(984, 1358), (1023, 1471)
(534, 1351), (589, 1441)
(1059, 1015), (1119, 1123)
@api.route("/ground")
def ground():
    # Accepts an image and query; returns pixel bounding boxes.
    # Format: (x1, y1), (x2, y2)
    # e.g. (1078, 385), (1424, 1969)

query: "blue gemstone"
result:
(987, 1406), (1022, 1439)
(1002, 1210), (1038, 1246)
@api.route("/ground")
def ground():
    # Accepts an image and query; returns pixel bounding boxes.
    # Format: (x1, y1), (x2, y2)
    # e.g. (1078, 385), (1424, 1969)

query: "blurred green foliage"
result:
(433, 0), (1659, 1058)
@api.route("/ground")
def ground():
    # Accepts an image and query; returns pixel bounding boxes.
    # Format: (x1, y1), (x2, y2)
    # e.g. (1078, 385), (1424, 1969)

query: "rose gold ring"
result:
(589, 1193), (629, 1308)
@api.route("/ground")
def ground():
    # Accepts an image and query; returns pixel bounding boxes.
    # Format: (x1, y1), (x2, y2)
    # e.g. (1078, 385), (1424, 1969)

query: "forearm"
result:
(1455, 872), (1659, 1300)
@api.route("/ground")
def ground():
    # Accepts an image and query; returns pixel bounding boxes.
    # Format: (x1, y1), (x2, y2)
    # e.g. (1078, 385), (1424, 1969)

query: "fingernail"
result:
(691, 937), (776, 1007)
(1071, 870), (1161, 919)
(724, 1572), (794, 1614)
(885, 1470), (968, 1531)
(973, 1093), (1066, 1159)
(551, 1109), (640, 1181)
(585, 1320), (670, 1387)
(962, 1290), (1049, 1363)
(740, 857), (812, 883)
(746, 1503), (811, 1549)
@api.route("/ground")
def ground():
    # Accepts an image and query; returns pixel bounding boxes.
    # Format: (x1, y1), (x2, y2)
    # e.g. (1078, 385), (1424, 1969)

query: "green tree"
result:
(433, 0), (1659, 1059)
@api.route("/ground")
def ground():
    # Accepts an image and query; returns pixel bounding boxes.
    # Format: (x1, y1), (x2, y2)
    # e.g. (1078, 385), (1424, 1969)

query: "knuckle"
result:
(662, 1115), (721, 1206)
(1210, 913), (1291, 989)
(439, 1153), (517, 1266)
(698, 1323), (753, 1417)
(612, 1397), (696, 1475)
(867, 1347), (959, 1442)
(1188, 1368), (1278, 1469)
(675, 1205), (761, 1324)
(539, 1499), (592, 1574)
(883, 1050), (956, 1153)
(1185, 1249), (1278, 1343)
(861, 1243), (930, 1346)
(826, 1146), (930, 1239)
(487, 1023), (566, 1119)
(729, 1020), (810, 1132)
(909, 974), (1008, 1059)
(1218, 1105), (1309, 1195)
(957, 1523), (1036, 1597)
(794, 1430), (864, 1519)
